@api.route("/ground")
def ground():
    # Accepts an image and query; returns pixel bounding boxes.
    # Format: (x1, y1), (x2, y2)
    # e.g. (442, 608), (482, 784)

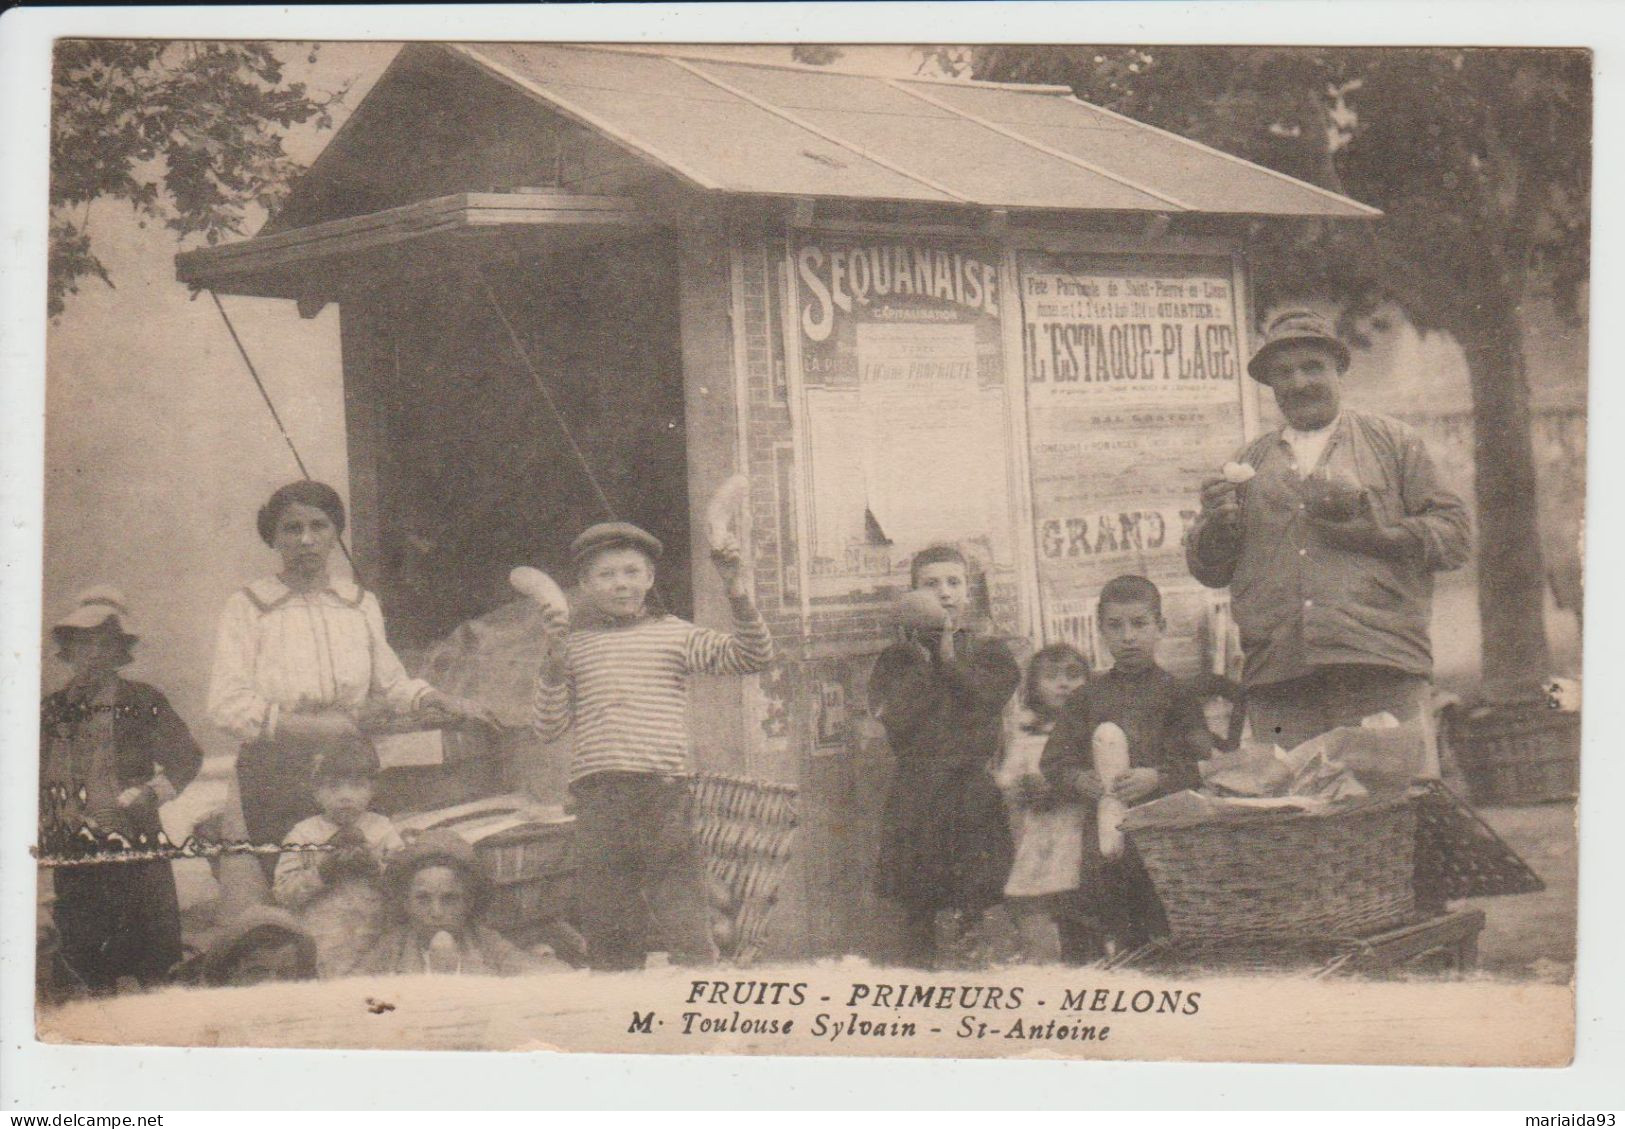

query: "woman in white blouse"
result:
(208, 481), (491, 876)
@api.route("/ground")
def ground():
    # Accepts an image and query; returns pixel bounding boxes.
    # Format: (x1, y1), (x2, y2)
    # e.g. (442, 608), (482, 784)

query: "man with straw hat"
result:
(1185, 309), (1471, 755)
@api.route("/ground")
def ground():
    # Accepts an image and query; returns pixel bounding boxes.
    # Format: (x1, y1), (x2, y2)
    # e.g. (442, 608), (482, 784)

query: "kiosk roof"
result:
(450, 43), (1379, 218)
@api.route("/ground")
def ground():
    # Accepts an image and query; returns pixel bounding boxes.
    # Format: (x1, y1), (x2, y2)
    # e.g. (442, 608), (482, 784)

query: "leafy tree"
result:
(931, 46), (1588, 701)
(49, 40), (344, 317)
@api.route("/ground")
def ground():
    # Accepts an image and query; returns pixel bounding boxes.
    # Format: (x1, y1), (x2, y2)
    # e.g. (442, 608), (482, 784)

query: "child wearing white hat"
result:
(40, 587), (203, 993)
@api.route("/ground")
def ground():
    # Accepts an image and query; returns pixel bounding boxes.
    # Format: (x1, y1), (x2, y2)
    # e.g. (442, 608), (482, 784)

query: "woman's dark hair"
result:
(909, 543), (969, 589)
(1022, 643), (1090, 717)
(257, 480), (347, 547)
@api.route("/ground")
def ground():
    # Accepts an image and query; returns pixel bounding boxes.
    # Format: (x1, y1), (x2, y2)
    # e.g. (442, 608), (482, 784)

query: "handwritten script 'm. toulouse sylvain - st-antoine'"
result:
(625, 979), (1203, 1044)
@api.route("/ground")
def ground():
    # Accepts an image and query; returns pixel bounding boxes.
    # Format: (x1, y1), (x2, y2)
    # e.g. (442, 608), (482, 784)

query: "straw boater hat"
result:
(1247, 308), (1352, 384)
(52, 586), (139, 643)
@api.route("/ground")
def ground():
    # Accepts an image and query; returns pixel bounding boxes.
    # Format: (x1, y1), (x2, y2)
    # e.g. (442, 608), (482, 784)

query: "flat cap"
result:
(1247, 307), (1351, 383)
(569, 521), (664, 564)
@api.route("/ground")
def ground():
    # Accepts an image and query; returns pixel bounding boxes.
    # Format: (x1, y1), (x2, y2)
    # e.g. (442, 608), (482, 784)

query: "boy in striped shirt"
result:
(533, 521), (773, 970)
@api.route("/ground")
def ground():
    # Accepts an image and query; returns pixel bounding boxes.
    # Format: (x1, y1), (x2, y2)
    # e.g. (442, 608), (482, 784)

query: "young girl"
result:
(870, 544), (1020, 969)
(39, 588), (203, 993)
(995, 644), (1090, 964)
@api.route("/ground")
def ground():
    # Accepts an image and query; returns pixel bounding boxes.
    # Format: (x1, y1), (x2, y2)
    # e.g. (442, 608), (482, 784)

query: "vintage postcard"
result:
(5, 9), (1608, 1095)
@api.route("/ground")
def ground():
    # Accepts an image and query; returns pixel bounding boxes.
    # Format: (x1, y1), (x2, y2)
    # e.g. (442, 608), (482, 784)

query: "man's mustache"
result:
(1282, 387), (1332, 405)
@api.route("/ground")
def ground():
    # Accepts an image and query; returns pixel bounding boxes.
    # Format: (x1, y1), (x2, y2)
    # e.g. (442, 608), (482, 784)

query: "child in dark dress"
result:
(39, 589), (203, 993)
(870, 545), (1020, 968)
(1040, 575), (1212, 956)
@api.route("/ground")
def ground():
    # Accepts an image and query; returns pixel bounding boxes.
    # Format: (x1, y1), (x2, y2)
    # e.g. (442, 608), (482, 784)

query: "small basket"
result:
(691, 773), (799, 966)
(1127, 793), (1417, 946)
(1449, 701), (1579, 806)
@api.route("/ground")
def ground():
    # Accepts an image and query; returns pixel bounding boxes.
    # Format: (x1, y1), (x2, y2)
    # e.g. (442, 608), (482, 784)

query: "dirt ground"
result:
(1467, 801), (1577, 980)
(159, 785), (1578, 982)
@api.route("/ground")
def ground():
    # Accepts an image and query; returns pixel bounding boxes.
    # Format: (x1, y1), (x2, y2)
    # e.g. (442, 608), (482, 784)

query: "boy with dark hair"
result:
(1040, 574), (1212, 955)
(533, 521), (773, 971)
(870, 543), (1020, 968)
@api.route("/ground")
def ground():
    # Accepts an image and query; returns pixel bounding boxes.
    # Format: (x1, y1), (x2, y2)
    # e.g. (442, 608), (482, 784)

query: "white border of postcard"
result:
(2, 1), (1622, 1111)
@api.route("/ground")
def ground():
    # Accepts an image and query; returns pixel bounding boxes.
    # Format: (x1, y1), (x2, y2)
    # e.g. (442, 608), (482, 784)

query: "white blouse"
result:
(206, 575), (430, 743)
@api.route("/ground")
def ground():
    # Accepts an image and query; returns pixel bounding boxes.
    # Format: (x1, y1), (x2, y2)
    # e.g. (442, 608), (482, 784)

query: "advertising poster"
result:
(1019, 252), (1249, 669)
(793, 235), (1016, 619)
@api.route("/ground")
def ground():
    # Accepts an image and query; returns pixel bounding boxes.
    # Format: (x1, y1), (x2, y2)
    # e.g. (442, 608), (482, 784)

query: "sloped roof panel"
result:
(693, 59), (1179, 211)
(461, 44), (956, 203)
(913, 82), (1374, 217)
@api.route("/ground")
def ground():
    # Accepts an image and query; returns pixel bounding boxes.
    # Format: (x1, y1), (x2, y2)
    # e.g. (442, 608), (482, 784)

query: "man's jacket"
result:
(1186, 410), (1470, 688)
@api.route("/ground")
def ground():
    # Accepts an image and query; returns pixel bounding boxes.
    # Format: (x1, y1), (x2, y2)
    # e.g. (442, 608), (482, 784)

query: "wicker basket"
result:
(1450, 701), (1579, 806)
(1126, 793), (1417, 946)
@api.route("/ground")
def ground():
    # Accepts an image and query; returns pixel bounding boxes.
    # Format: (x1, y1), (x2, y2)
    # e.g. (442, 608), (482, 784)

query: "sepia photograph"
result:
(2, 4), (1616, 1106)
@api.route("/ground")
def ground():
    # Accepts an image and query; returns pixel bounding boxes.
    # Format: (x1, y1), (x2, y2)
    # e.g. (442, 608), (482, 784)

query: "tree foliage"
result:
(942, 47), (1588, 326)
(49, 40), (344, 316)
(925, 45), (1589, 698)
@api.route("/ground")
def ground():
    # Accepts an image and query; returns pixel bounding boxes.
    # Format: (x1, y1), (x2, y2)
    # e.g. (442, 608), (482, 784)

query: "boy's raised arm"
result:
(684, 593), (774, 675)
(868, 642), (940, 740)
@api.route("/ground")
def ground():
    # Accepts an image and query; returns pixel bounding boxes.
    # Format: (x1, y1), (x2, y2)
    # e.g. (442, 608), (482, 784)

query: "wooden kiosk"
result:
(177, 43), (1377, 960)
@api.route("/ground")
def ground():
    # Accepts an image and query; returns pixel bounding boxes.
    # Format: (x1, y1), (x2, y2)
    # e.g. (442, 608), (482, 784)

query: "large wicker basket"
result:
(1448, 701), (1579, 806)
(1126, 793), (1417, 946)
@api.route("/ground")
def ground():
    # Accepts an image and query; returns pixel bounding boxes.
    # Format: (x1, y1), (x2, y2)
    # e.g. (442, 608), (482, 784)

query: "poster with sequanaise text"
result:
(1019, 253), (1249, 670)
(794, 235), (1016, 622)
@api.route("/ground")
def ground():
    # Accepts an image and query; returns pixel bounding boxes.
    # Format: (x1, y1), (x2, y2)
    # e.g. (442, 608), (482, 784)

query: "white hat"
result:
(53, 586), (138, 638)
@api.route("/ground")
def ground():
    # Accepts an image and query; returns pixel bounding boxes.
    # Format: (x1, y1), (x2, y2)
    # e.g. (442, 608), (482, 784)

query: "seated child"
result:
(273, 740), (402, 977)
(995, 644), (1090, 964)
(191, 906), (319, 988)
(869, 544), (1020, 969)
(1040, 575), (1213, 955)
(358, 831), (544, 976)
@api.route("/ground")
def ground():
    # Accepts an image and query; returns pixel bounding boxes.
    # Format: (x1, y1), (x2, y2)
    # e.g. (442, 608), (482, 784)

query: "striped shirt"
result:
(533, 599), (774, 783)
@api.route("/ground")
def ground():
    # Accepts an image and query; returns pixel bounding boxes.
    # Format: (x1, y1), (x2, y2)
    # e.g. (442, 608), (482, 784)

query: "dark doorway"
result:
(367, 232), (690, 648)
